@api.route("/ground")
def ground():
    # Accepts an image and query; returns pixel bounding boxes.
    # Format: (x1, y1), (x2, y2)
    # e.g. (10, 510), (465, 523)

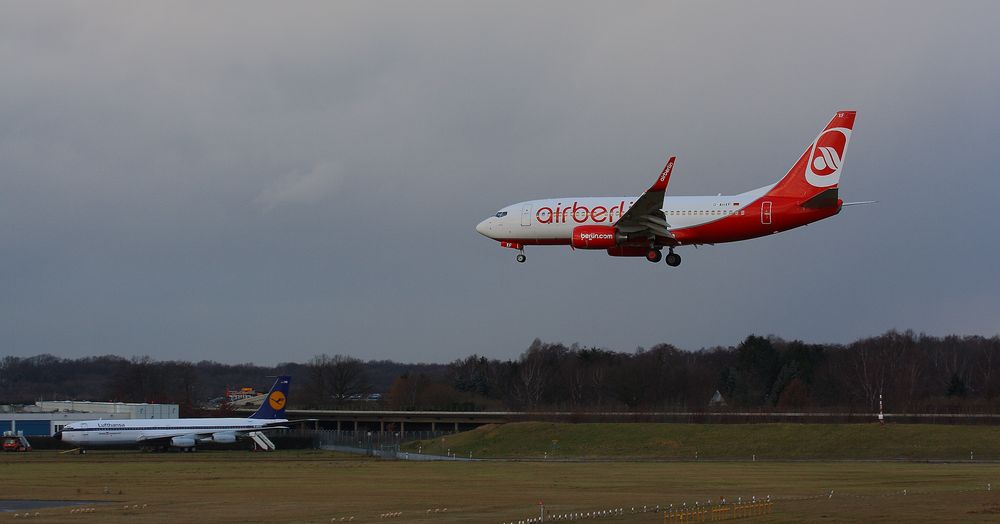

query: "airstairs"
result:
(249, 431), (275, 451)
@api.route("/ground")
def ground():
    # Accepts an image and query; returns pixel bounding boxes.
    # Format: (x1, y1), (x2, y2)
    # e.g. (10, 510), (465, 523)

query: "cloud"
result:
(254, 162), (343, 211)
(1, 2), (999, 365)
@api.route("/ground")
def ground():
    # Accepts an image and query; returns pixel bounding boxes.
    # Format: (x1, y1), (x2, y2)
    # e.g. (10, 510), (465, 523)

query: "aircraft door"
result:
(521, 205), (532, 226)
(761, 201), (772, 225)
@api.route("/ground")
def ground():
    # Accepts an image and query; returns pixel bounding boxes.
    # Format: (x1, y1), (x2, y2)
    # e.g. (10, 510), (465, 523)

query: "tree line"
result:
(2, 330), (999, 414)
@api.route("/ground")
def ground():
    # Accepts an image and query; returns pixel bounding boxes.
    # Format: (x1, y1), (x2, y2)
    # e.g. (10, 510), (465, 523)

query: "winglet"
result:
(649, 156), (675, 192)
(613, 155), (676, 237)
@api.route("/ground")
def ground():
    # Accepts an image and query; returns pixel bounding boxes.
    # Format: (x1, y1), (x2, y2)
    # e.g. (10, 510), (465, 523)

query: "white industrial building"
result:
(1, 400), (179, 437)
(32, 400), (178, 419)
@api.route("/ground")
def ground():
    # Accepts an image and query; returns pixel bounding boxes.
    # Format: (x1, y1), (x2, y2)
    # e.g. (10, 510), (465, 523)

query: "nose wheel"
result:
(516, 252), (526, 263)
(665, 250), (681, 267)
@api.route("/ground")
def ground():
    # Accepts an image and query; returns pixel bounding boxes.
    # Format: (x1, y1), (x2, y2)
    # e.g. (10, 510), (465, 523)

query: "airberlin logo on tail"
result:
(813, 145), (842, 174)
(805, 127), (850, 187)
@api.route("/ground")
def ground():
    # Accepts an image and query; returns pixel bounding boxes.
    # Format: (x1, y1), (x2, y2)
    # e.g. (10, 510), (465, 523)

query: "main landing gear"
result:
(647, 246), (681, 267)
(665, 248), (681, 267)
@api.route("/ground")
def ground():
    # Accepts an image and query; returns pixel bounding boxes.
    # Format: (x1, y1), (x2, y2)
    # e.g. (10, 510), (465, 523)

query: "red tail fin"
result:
(766, 111), (856, 201)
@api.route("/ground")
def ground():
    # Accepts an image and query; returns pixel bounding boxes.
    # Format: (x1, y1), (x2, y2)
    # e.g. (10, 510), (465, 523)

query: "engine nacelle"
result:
(170, 436), (196, 448)
(211, 432), (237, 444)
(606, 246), (650, 257)
(571, 226), (621, 249)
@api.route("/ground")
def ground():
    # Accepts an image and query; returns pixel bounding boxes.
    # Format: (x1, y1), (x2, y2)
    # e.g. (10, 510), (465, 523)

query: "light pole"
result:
(878, 393), (884, 425)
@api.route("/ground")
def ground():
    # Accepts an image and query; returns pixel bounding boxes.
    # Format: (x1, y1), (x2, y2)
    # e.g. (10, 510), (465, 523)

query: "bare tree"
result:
(307, 354), (370, 406)
(513, 356), (546, 409)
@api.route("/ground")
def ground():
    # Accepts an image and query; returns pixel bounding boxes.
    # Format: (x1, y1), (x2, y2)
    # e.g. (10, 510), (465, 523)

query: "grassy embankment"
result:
(403, 422), (1000, 460)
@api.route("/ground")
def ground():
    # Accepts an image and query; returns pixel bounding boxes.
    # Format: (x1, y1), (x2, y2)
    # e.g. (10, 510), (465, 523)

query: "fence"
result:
(504, 500), (774, 523)
(305, 430), (454, 458)
(663, 500), (773, 522)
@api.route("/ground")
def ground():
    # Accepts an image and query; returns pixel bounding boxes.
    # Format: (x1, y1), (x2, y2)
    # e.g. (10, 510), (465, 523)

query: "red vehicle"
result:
(2, 434), (31, 452)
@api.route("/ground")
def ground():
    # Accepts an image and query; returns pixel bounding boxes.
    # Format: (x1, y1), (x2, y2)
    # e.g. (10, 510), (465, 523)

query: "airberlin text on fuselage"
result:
(578, 232), (614, 241)
(536, 201), (632, 224)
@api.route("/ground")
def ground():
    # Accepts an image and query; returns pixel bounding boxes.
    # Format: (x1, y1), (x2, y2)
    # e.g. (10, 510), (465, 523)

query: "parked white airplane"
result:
(477, 111), (869, 266)
(55, 376), (291, 452)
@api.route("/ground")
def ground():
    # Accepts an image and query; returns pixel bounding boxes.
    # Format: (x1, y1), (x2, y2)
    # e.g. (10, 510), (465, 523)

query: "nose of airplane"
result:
(476, 218), (492, 237)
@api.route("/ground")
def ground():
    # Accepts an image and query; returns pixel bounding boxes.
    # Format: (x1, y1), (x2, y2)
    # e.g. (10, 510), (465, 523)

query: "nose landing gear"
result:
(515, 250), (526, 263)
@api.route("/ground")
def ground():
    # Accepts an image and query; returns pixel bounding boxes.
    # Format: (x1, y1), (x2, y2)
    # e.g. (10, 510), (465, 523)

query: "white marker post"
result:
(878, 394), (884, 425)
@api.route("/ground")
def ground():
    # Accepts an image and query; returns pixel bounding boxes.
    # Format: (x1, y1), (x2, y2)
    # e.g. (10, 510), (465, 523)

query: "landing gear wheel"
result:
(665, 252), (681, 267)
(516, 253), (526, 263)
(646, 249), (662, 263)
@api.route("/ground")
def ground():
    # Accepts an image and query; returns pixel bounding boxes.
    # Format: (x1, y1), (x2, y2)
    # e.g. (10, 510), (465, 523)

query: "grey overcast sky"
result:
(2, 2), (999, 365)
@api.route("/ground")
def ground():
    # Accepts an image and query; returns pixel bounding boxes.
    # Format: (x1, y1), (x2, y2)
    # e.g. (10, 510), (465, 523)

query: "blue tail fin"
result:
(249, 376), (291, 420)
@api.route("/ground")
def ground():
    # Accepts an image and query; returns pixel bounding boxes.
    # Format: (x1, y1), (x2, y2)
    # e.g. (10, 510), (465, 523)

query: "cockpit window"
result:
(495, 211), (508, 218)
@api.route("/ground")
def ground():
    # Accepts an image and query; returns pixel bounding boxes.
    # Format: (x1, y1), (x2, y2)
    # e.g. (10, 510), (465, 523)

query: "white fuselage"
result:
(476, 186), (772, 241)
(59, 417), (282, 446)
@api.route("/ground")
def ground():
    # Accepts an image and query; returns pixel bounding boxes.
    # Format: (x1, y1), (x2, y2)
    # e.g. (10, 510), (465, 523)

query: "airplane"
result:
(476, 111), (870, 266)
(55, 376), (291, 452)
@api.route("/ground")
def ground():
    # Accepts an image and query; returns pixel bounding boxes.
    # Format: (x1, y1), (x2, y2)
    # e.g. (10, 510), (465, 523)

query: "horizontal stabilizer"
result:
(801, 187), (839, 209)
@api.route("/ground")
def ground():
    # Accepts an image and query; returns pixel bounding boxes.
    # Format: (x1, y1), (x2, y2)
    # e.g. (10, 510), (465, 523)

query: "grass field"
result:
(3, 450), (1000, 523)
(403, 423), (1000, 460)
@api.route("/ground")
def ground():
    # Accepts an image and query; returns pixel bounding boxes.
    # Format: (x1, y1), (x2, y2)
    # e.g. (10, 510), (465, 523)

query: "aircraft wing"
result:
(134, 424), (290, 444)
(136, 432), (203, 444)
(266, 418), (315, 427)
(614, 156), (676, 239)
(254, 424), (289, 431)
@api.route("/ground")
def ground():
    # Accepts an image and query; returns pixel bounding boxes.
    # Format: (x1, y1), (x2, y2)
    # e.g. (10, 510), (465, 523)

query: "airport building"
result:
(0, 401), (179, 437)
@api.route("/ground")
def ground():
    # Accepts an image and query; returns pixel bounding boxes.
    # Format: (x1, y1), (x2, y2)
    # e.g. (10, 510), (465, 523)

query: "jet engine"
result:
(571, 226), (622, 249)
(606, 246), (650, 257)
(170, 436), (196, 448)
(210, 432), (237, 444)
